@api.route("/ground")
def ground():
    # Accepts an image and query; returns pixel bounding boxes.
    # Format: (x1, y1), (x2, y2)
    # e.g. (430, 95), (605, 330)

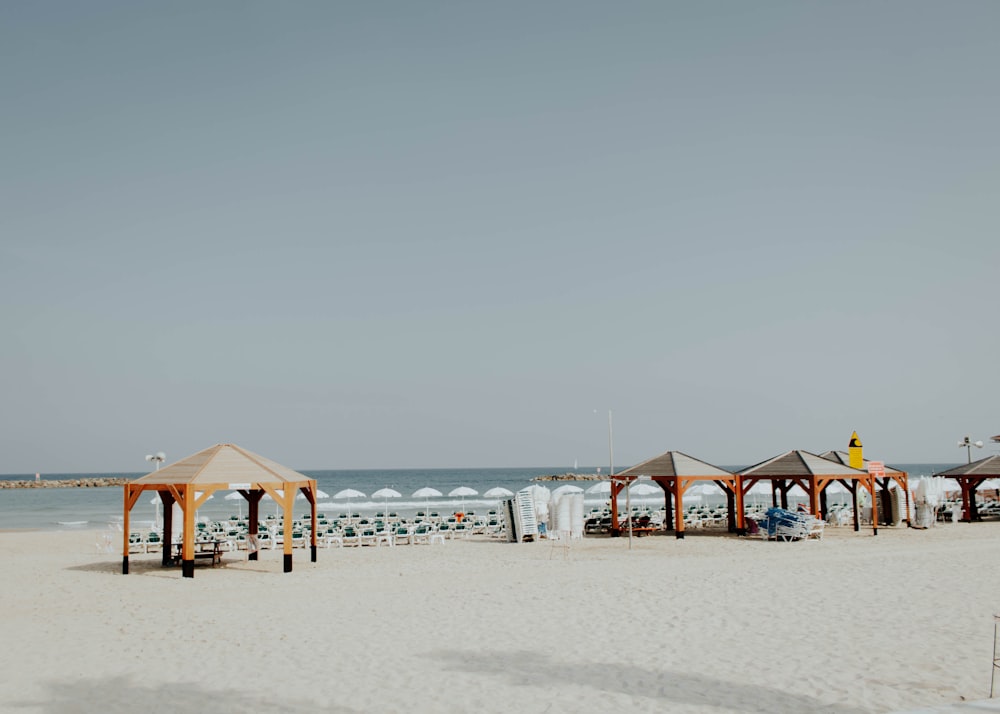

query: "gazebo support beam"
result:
(122, 486), (131, 575)
(248, 490), (262, 561)
(161, 491), (174, 568)
(182, 486), (195, 578)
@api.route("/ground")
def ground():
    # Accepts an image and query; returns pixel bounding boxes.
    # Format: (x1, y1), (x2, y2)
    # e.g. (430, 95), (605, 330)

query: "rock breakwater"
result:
(0, 478), (130, 489)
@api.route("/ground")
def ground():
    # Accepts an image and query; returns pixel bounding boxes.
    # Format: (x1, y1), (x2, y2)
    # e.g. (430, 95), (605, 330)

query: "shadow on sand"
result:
(432, 648), (870, 714)
(19, 674), (362, 714)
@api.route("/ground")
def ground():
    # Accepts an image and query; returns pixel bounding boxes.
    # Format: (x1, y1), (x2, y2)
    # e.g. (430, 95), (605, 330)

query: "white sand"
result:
(1, 524), (998, 714)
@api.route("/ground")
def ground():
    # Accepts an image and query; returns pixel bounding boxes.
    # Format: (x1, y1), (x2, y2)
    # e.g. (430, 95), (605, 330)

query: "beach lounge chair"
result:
(393, 526), (411, 546)
(323, 529), (343, 548)
(341, 527), (360, 547)
(411, 524), (432, 545)
(257, 531), (273, 549)
(144, 532), (162, 553)
(128, 532), (146, 553)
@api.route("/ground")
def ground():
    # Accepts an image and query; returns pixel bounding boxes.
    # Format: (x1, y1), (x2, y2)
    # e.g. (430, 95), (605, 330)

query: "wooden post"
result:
(310, 484), (318, 563)
(664, 485), (674, 531)
(282, 489), (294, 573)
(851, 482), (860, 532)
(734, 478), (746, 535)
(675, 483), (685, 539)
(808, 479), (820, 519)
(248, 490), (260, 561)
(122, 486), (131, 575)
(182, 486), (195, 578)
(870, 476), (878, 536)
(732, 481), (738, 533)
(161, 491), (174, 567)
(610, 482), (618, 533)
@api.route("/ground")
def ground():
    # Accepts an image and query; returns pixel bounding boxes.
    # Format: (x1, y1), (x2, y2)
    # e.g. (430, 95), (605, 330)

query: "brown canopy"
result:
(934, 455), (1000, 522)
(122, 443), (318, 577)
(740, 450), (878, 534)
(820, 450), (910, 526)
(613, 451), (742, 539)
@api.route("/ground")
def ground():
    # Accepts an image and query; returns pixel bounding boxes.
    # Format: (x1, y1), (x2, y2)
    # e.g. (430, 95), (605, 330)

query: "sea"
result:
(0, 463), (957, 532)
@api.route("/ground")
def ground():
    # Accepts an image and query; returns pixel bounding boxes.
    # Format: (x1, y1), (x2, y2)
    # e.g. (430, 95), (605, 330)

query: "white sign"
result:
(228, 482), (252, 490)
(866, 462), (885, 476)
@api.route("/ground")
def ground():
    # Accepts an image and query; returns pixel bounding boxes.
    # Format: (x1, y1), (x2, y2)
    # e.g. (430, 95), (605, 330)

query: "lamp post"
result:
(145, 452), (165, 530)
(596, 409), (629, 546)
(958, 437), (983, 464)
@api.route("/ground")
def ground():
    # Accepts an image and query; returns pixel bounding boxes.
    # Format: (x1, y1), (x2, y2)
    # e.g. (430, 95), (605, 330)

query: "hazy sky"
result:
(3, 1), (998, 473)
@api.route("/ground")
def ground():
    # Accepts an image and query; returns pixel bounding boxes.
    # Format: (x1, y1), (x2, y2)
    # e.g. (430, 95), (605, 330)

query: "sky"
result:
(2, 1), (999, 473)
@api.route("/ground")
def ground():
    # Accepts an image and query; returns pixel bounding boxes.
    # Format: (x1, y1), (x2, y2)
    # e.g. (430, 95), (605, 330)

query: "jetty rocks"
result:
(0, 477), (130, 489)
(533, 472), (604, 482)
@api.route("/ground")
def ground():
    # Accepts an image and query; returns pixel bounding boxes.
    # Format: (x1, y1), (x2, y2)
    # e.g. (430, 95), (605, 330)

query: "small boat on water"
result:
(57, 521), (88, 526)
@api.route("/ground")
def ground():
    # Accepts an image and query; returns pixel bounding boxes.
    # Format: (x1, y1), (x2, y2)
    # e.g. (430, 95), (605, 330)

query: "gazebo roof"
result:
(819, 450), (906, 475)
(616, 450), (734, 479)
(130, 443), (311, 487)
(741, 450), (867, 478)
(934, 455), (1000, 478)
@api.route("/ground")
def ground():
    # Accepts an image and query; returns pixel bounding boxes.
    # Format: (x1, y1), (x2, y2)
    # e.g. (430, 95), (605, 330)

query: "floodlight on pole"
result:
(145, 452), (166, 471)
(958, 437), (983, 464)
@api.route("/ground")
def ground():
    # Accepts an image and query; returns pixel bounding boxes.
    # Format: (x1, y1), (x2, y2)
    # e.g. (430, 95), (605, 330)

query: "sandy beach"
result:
(2, 524), (998, 714)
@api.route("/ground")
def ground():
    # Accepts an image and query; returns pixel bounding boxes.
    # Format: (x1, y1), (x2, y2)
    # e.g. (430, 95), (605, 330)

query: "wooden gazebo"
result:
(934, 455), (1000, 522)
(739, 450), (878, 534)
(820, 450), (910, 526)
(611, 451), (743, 539)
(122, 443), (318, 578)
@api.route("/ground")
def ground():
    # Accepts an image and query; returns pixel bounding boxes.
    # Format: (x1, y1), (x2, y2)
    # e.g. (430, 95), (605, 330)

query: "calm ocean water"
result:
(0, 463), (956, 532)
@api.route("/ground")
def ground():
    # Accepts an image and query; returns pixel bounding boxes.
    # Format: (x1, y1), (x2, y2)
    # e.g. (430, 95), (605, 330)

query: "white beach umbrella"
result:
(224, 490), (244, 519)
(824, 481), (850, 505)
(150, 494), (162, 529)
(334, 488), (367, 499)
(412, 487), (443, 515)
(747, 480), (772, 506)
(527, 484), (551, 505)
(940, 478), (961, 495)
(333, 488), (366, 521)
(585, 481), (612, 495)
(629, 482), (661, 497)
(296, 489), (330, 500)
(372, 487), (402, 521)
(483, 486), (514, 500)
(448, 486), (478, 512)
(687, 483), (717, 497)
(551, 484), (584, 497)
(261, 490), (283, 518)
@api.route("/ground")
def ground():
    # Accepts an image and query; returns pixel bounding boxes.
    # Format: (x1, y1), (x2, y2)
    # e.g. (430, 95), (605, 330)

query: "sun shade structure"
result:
(820, 450), (910, 526)
(612, 451), (741, 539)
(122, 443), (318, 578)
(740, 450), (877, 534)
(933, 455), (1000, 522)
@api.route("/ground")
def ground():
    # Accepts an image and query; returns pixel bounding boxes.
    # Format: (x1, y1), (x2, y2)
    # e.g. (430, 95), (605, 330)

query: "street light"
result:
(145, 452), (166, 471)
(958, 437), (983, 464)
